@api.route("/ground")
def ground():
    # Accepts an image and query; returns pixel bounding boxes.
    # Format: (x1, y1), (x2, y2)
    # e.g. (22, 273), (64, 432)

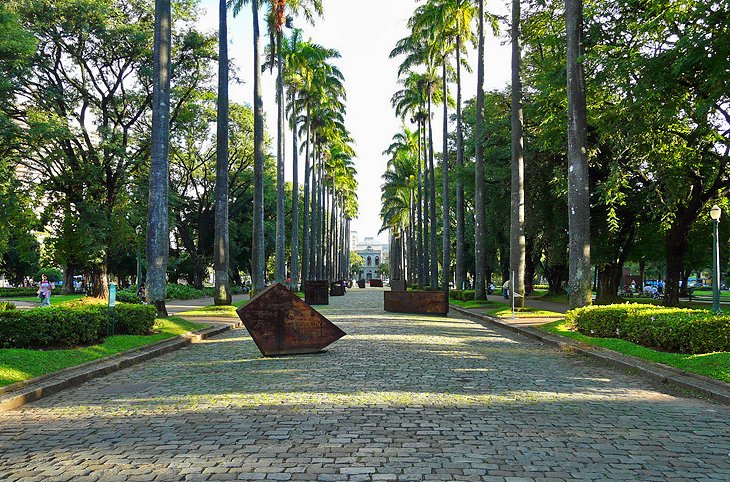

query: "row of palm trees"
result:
(145, 0), (358, 315)
(381, 0), (590, 308)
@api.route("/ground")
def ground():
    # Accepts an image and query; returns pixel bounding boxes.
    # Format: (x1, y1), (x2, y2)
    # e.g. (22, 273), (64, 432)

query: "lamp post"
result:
(710, 204), (722, 313)
(136, 226), (143, 287)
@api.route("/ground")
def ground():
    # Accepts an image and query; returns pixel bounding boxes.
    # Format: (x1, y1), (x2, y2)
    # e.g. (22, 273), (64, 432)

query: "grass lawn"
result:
(539, 319), (730, 383)
(451, 298), (563, 318)
(4, 294), (85, 305)
(177, 300), (249, 318)
(691, 289), (730, 300)
(0, 316), (207, 387)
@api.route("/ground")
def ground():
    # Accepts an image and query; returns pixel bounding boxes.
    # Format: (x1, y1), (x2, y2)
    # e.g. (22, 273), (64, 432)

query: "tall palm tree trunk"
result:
(302, 107), (311, 282)
(441, 58), (450, 292)
(566, 0), (591, 308)
(214, 0), (231, 305)
(417, 123), (425, 287)
(275, 29), (286, 283)
(290, 91), (300, 290)
(428, 95), (438, 289)
(146, 0), (172, 317)
(474, 0), (487, 300)
(510, 0), (526, 308)
(252, 0), (266, 293)
(455, 36), (465, 291)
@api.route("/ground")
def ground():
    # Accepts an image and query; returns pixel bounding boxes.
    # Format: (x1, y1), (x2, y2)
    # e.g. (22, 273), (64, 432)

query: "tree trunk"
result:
(251, 0), (266, 294)
(146, 0), (172, 317)
(596, 263), (624, 304)
(545, 263), (568, 296)
(664, 223), (691, 306)
(455, 35), (465, 291)
(510, 0), (526, 308)
(428, 94), (438, 289)
(88, 264), (110, 300)
(213, 0), (231, 305)
(302, 106), (311, 282)
(62, 266), (74, 294)
(566, 0), (592, 308)
(290, 90), (300, 290)
(474, 0), (487, 300)
(417, 122), (425, 288)
(441, 58), (450, 293)
(274, 29), (286, 283)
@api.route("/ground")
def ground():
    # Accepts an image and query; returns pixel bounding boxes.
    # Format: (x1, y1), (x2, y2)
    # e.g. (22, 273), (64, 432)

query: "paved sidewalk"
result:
(1, 289), (729, 481)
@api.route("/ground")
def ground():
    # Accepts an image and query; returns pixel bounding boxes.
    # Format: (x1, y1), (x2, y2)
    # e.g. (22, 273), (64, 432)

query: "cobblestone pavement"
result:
(2, 288), (729, 481)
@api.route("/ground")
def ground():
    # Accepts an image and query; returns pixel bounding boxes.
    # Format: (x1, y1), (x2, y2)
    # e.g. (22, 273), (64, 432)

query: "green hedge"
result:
(0, 302), (156, 349)
(449, 290), (476, 301)
(0, 287), (39, 297)
(0, 302), (16, 311)
(566, 303), (730, 354)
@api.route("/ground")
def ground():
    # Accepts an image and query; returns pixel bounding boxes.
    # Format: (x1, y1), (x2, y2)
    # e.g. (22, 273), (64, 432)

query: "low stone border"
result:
(0, 321), (240, 412)
(450, 305), (730, 406)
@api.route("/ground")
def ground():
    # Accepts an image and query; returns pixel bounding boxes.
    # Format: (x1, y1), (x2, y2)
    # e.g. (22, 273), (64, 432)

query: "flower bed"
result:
(566, 303), (730, 354)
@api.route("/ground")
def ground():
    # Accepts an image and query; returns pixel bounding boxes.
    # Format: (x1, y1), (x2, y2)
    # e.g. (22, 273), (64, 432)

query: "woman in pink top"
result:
(38, 274), (53, 307)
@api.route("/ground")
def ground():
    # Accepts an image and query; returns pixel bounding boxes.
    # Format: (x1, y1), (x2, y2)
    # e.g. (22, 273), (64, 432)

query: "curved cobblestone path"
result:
(1, 288), (729, 481)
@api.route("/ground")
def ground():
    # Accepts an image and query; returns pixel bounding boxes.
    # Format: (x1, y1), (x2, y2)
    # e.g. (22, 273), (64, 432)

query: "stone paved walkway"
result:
(1, 289), (729, 481)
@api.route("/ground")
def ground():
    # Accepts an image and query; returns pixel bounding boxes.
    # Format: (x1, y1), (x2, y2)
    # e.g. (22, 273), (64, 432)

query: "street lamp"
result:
(136, 226), (143, 287)
(710, 204), (722, 313)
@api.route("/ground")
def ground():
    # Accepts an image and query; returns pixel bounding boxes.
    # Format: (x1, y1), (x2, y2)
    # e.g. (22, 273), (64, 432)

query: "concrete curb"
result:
(0, 320), (241, 412)
(450, 305), (730, 406)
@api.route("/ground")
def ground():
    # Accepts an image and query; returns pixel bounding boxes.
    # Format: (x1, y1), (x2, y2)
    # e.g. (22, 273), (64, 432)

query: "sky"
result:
(197, 0), (512, 244)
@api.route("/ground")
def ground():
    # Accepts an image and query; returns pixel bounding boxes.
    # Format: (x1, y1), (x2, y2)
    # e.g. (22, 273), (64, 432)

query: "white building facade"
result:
(352, 233), (389, 280)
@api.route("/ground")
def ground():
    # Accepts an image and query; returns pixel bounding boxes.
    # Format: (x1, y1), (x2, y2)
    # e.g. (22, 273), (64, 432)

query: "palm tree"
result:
(510, 0), (525, 308)
(473, 0), (487, 300)
(231, 0), (266, 293)
(146, 0), (172, 317)
(566, 0), (591, 308)
(214, 0), (231, 305)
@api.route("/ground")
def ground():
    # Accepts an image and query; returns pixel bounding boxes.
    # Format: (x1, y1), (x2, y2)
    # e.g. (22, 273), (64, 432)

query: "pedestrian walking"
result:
(37, 274), (53, 307)
(502, 279), (510, 300)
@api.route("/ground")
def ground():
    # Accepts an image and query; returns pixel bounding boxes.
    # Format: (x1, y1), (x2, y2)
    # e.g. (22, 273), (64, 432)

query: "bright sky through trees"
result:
(198, 0), (510, 241)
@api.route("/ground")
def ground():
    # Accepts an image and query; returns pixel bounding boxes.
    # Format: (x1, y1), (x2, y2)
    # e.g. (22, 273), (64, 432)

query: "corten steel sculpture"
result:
(304, 280), (329, 305)
(330, 281), (345, 296)
(384, 290), (449, 315)
(237, 283), (345, 356)
(369, 279), (384, 288)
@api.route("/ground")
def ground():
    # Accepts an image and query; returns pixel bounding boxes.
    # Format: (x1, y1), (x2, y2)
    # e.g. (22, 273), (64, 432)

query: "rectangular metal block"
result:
(304, 280), (329, 305)
(384, 290), (449, 315)
(369, 279), (384, 288)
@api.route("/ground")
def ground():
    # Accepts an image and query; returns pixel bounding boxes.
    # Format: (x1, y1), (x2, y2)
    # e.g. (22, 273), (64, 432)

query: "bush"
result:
(0, 287), (38, 298)
(566, 303), (730, 354)
(449, 290), (476, 301)
(165, 283), (212, 300)
(116, 289), (142, 304)
(0, 301), (157, 348)
(0, 302), (16, 311)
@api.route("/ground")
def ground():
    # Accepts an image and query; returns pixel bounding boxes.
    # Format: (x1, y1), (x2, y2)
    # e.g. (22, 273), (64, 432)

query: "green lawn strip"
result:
(4, 294), (85, 305)
(0, 316), (207, 387)
(177, 302), (248, 318)
(691, 289), (730, 300)
(539, 319), (730, 383)
(450, 298), (562, 317)
(488, 306), (564, 318)
(449, 299), (497, 309)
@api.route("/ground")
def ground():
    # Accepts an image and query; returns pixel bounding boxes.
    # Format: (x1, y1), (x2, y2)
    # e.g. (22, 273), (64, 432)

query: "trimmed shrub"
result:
(0, 301), (157, 348)
(0, 302), (16, 311)
(566, 303), (730, 354)
(0, 287), (38, 298)
(165, 284), (212, 300)
(116, 289), (142, 304)
(114, 303), (157, 334)
(449, 290), (476, 301)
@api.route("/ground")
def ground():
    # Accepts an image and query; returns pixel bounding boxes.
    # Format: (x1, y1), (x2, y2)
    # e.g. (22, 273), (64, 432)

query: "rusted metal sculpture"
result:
(237, 283), (346, 356)
(369, 279), (384, 287)
(330, 281), (345, 296)
(384, 290), (449, 315)
(304, 280), (329, 305)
